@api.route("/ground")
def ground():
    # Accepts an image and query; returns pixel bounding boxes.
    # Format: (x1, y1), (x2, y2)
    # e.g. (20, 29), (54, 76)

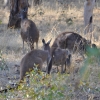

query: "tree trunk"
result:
(7, 0), (29, 29)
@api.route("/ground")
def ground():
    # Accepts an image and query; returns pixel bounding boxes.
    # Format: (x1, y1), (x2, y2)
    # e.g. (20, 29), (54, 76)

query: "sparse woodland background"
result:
(0, 0), (100, 99)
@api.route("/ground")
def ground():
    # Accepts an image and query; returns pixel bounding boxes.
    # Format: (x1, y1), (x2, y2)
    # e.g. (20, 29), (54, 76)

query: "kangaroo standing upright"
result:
(17, 8), (39, 50)
(20, 39), (52, 81)
(42, 39), (71, 73)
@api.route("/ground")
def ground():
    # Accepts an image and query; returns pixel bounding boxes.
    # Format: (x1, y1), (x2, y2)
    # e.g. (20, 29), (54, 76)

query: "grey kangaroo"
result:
(17, 8), (39, 50)
(42, 39), (71, 73)
(20, 39), (52, 80)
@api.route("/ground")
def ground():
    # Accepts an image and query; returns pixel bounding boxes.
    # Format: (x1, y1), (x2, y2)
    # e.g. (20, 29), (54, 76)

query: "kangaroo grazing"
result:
(20, 39), (52, 81)
(51, 32), (97, 56)
(17, 8), (39, 50)
(42, 39), (71, 73)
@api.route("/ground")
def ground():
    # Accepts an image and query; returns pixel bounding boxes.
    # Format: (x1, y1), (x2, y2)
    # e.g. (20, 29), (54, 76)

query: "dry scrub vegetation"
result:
(0, 0), (100, 99)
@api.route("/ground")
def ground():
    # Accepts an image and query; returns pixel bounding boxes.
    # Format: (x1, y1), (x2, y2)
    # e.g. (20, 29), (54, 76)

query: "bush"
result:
(0, 50), (8, 70)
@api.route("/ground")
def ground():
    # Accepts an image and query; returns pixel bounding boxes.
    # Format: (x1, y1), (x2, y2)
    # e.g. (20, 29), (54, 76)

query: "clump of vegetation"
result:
(0, 50), (8, 70)
(79, 47), (100, 88)
(80, 46), (100, 77)
(37, 8), (45, 16)
(0, 20), (2, 24)
(66, 18), (73, 26)
(57, 10), (67, 22)
(0, 67), (70, 99)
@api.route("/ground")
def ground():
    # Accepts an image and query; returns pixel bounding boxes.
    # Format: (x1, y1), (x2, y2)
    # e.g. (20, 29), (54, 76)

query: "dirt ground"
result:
(0, 0), (100, 99)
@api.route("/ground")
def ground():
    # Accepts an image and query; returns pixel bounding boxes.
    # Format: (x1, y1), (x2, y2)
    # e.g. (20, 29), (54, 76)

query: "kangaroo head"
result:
(42, 39), (52, 53)
(16, 8), (28, 20)
(42, 38), (52, 45)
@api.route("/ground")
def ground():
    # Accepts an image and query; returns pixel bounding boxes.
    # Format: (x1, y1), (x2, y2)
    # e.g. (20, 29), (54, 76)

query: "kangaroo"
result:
(51, 32), (97, 56)
(52, 48), (71, 73)
(42, 39), (71, 73)
(0, 39), (52, 93)
(20, 39), (52, 80)
(17, 8), (39, 50)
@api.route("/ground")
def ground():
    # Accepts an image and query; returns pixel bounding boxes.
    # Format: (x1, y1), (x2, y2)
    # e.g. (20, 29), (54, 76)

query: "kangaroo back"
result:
(52, 32), (90, 53)
(20, 19), (39, 50)
(20, 50), (49, 80)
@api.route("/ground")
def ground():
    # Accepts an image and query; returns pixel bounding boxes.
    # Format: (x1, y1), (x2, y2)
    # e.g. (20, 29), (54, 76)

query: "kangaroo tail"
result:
(47, 58), (52, 74)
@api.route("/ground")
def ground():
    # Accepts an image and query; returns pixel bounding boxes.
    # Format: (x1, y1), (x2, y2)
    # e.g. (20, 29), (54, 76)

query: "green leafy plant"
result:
(80, 46), (100, 82)
(0, 20), (2, 24)
(66, 18), (73, 26)
(0, 68), (70, 99)
(0, 50), (8, 70)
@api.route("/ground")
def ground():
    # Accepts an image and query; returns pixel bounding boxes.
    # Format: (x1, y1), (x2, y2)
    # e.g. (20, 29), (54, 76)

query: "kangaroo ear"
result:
(42, 39), (45, 44)
(47, 38), (52, 45)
